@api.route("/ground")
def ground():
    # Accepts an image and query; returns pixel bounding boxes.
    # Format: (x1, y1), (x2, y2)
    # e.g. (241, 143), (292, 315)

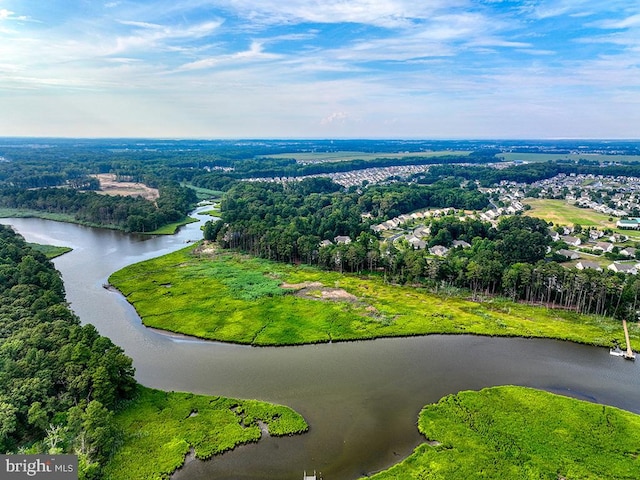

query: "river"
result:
(2, 211), (639, 480)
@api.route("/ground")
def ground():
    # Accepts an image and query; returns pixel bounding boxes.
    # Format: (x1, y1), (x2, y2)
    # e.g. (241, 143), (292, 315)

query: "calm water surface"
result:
(2, 213), (639, 480)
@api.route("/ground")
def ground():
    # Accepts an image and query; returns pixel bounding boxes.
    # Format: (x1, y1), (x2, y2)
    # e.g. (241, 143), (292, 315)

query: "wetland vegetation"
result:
(104, 386), (308, 480)
(367, 386), (640, 479)
(108, 243), (639, 350)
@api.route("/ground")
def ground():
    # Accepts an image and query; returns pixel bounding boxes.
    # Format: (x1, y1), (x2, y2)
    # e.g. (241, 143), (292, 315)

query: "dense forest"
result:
(0, 182), (198, 233)
(204, 178), (488, 263)
(0, 225), (136, 478)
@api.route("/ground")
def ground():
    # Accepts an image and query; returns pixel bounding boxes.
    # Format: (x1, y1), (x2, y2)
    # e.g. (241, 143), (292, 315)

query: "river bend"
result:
(2, 212), (638, 480)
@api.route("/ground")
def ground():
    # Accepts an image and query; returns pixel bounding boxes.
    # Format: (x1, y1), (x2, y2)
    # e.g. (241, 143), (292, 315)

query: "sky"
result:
(0, 1), (639, 139)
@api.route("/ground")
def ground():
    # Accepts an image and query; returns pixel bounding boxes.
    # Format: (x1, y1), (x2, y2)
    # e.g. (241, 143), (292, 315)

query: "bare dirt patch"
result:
(192, 242), (217, 257)
(92, 174), (160, 201)
(282, 281), (359, 302)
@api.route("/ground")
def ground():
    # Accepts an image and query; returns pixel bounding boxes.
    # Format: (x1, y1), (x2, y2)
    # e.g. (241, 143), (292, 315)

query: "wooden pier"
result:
(623, 319), (636, 361)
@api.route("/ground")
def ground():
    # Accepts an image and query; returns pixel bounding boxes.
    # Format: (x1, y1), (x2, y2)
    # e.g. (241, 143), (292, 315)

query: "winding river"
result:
(2, 210), (639, 480)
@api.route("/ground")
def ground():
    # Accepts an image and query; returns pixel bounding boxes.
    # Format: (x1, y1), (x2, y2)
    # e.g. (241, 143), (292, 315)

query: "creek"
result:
(2, 211), (638, 480)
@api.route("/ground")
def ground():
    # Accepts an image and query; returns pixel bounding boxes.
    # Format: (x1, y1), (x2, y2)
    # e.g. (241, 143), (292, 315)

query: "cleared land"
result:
(104, 386), (307, 480)
(108, 243), (639, 350)
(93, 173), (160, 201)
(367, 386), (640, 479)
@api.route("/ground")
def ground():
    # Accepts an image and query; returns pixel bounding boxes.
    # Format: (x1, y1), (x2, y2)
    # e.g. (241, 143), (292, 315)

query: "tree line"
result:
(203, 178), (488, 263)
(0, 181), (197, 233)
(413, 160), (640, 188)
(0, 225), (136, 478)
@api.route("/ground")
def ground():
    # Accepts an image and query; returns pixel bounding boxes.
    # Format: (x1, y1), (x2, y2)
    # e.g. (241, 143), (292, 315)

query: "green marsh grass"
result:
(368, 386), (640, 479)
(108, 244), (639, 349)
(104, 386), (307, 480)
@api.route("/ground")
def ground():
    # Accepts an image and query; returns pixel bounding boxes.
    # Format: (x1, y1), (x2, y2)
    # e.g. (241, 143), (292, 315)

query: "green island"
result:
(367, 386), (640, 479)
(108, 243), (639, 350)
(104, 386), (307, 480)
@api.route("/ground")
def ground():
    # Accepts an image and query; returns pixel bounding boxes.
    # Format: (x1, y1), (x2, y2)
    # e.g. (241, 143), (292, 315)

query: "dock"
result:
(622, 319), (636, 361)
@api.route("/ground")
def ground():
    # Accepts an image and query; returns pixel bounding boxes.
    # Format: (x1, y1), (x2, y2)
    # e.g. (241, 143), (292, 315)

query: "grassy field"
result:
(103, 386), (307, 480)
(108, 243), (639, 350)
(259, 151), (472, 163)
(367, 386), (640, 479)
(524, 198), (640, 241)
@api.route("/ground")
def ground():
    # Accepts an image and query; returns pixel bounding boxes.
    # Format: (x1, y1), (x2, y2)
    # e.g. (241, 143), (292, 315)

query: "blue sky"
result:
(1, 0), (639, 138)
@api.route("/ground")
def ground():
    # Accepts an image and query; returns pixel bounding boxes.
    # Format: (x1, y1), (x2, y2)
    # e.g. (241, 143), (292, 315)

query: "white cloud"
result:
(321, 111), (350, 125)
(596, 13), (640, 30)
(177, 40), (279, 71)
(213, 0), (468, 28)
(0, 8), (28, 21)
(110, 19), (223, 54)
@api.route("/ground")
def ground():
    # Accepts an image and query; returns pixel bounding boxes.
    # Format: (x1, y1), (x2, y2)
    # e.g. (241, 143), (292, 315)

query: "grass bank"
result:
(145, 216), (199, 235)
(108, 243), (639, 349)
(0, 208), (78, 223)
(27, 242), (72, 259)
(366, 386), (640, 479)
(103, 386), (308, 480)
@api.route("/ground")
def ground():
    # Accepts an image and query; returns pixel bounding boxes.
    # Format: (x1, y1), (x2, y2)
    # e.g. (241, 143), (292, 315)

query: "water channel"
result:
(2, 211), (639, 479)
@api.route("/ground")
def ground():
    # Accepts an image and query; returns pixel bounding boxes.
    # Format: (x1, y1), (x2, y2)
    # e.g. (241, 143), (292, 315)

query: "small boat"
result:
(610, 346), (625, 357)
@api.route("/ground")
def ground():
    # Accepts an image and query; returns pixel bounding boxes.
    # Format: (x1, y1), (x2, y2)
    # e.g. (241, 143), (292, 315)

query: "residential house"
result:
(575, 261), (602, 271)
(452, 240), (471, 249)
(608, 263), (638, 275)
(561, 235), (581, 247)
(556, 249), (581, 260)
(593, 242), (614, 253)
(620, 247), (637, 258)
(429, 245), (449, 257)
(407, 236), (427, 250)
(334, 235), (352, 245)
(608, 233), (628, 243)
(589, 229), (604, 241)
